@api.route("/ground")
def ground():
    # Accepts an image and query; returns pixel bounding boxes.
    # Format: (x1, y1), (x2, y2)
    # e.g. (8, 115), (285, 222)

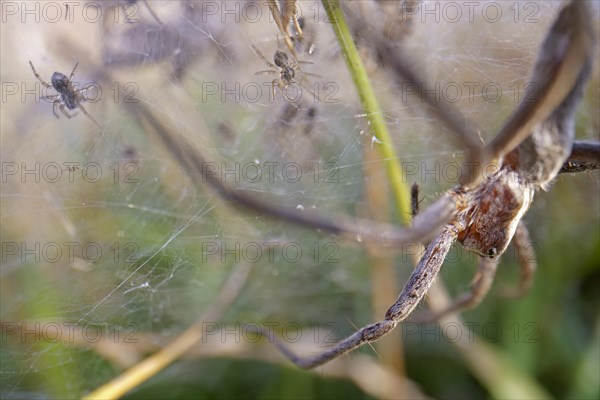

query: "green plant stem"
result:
(322, 0), (411, 225)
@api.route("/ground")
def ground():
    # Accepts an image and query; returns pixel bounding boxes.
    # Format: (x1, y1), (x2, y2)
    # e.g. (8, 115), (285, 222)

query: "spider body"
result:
(50, 72), (78, 110)
(251, 44), (320, 102)
(28, 61), (98, 126)
(458, 168), (534, 259)
(273, 51), (296, 83)
(281, 65), (295, 83)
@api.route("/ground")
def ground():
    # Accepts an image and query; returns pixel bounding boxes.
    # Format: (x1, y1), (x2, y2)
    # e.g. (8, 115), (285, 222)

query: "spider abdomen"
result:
(459, 169), (534, 258)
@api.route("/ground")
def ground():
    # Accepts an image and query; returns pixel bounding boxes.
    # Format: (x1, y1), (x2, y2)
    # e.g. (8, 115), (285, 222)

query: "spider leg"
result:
(499, 222), (537, 298)
(59, 103), (76, 119)
(130, 101), (459, 249)
(559, 161), (599, 174)
(559, 140), (600, 173)
(51, 100), (61, 119)
(29, 61), (53, 88)
(485, 1), (594, 175)
(567, 140), (600, 164)
(280, 81), (303, 105)
(75, 85), (93, 97)
(299, 71), (321, 79)
(298, 81), (320, 103)
(68, 62), (79, 81)
(41, 94), (60, 102)
(271, 79), (280, 101)
(255, 70), (279, 76)
(258, 224), (460, 368)
(412, 256), (499, 323)
(250, 44), (278, 69)
(78, 103), (100, 127)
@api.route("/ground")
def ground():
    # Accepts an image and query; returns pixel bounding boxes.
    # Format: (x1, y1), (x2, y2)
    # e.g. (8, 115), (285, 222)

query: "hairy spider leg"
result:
(29, 61), (53, 88)
(499, 222), (537, 298)
(68, 62), (79, 81)
(77, 103), (100, 127)
(251, 44), (278, 69)
(57, 101), (76, 118)
(412, 257), (499, 323)
(267, 221), (463, 368)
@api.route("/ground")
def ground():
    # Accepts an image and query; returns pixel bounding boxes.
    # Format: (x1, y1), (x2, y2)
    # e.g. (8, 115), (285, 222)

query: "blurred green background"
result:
(1, 1), (598, 399)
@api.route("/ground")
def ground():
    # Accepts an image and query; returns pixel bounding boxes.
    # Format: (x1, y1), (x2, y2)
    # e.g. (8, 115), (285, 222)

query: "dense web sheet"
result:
(1, 1), (599, 398)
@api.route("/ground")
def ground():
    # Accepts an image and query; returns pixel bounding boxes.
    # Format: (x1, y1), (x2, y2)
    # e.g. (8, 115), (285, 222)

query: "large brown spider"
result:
(29, 61), (99, 126)
(133, 1), (599, 369)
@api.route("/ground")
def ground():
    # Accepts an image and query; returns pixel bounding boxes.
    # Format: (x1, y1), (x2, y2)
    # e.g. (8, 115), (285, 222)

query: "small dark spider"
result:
(275, 50), (295, 81)
(29, 61), (99, 126)
(251, 44), (320, 102)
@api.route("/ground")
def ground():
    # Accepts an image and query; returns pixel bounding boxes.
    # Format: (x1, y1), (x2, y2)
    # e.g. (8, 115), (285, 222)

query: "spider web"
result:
(1, 1), (599, 398)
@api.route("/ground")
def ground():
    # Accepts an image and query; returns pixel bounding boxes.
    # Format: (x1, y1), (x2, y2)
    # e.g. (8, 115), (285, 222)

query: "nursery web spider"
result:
(134, 1), (598, 369)
(248, 1), (597, 368)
